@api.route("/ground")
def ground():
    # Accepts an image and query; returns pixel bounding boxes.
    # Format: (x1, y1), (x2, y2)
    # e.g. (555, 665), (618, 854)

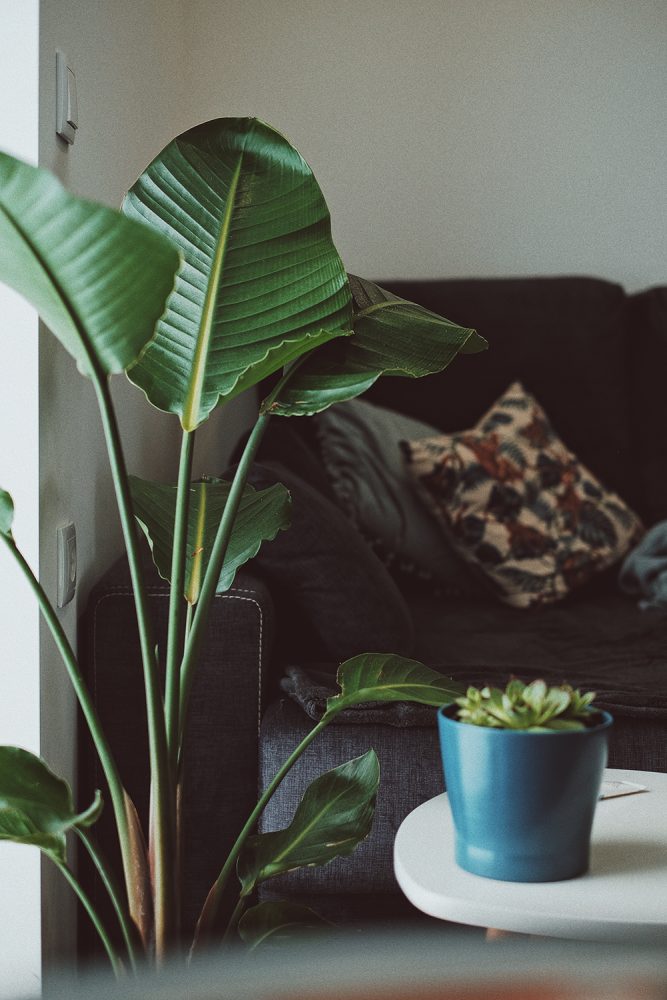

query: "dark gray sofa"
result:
(81, 275), (667, 941)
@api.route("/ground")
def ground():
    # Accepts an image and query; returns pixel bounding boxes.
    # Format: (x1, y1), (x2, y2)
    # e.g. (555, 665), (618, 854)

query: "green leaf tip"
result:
(0, 746), (103, 863)
(238, 900), (330, 952)
(268, 275), (487, 417)
(0, 152), (180, 378)
(237, 750), (379, 893)
(327, 653), (464, 714)
(0, 489), (14, 537)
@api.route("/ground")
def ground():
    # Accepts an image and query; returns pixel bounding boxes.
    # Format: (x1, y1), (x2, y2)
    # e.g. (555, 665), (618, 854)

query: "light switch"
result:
(56, 522), (77, 608)
(56, 50), (78, 144)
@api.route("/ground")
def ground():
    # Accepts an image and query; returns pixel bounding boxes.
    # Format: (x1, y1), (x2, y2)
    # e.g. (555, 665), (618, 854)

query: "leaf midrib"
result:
(182, 151), (244, 430)
(334, 680), (461, 708)
(267, 784), (353, 868)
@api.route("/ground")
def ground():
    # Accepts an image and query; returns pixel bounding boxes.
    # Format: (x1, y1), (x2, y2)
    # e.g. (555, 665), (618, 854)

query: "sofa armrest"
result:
(79, 557), (275, 942)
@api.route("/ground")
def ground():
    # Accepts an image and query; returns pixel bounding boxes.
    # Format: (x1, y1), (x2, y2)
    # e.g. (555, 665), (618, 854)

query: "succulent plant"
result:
(455, 678), (597, 732)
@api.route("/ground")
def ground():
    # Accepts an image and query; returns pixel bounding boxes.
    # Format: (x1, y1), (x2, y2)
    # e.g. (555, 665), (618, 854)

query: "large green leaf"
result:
(122, 117), (353, 430)
(327, 653), (465, 714)
(238, 901), (329, 952)
(130, 475), (291, 604)
(238, 750), (379, 893)
(0, 489), (14, 537)
(0, 746), (102, 864)
(0, 154), (180, 377)
(266, 274), (487, 416)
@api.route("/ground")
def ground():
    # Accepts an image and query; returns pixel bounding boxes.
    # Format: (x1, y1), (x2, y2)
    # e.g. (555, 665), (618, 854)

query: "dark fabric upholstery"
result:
(367, 277), (642, 515)
(628, 285), (667, 523)
(79, 557), (273, 949)
(259, 698), (440, 898)
(407, 590), (667, 718)
(236, 416), (335, 502)
(246, 463), (415, 664)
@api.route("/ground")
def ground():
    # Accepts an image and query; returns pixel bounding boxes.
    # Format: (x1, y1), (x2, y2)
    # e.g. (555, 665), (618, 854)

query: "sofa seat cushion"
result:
(407, 591), (667, 718)
(278, 588), (667, 725)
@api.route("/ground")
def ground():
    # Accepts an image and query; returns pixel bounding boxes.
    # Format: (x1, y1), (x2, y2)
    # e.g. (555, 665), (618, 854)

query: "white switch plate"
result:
(56, 522), (77, 608)
(56, 50), (78, 144)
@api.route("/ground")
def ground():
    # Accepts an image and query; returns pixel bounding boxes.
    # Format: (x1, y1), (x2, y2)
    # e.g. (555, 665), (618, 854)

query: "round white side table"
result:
(394, 767), (667, 943)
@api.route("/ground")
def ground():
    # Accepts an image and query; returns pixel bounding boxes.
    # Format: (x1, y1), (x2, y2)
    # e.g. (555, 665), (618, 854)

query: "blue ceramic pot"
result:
(437, 704), (612, 882)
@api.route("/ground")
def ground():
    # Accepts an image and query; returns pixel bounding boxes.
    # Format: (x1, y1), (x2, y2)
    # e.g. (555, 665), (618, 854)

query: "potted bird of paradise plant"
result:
(0, 117), (486, 970)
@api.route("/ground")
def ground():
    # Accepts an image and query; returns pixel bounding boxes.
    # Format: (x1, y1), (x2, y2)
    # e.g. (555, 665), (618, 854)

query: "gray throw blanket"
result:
(619, 521), (667, 610)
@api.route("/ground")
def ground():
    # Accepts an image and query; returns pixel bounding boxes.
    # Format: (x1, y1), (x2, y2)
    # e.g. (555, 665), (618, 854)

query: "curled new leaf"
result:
(238, 750), (379, 893)
(122, 117), (353, 429)
(130, 475), (291, 603)
(266, 275), (487, 416)
(0, 746), (102, 864)
(0, 154), (180, 377)
(327, 653), (465, 715)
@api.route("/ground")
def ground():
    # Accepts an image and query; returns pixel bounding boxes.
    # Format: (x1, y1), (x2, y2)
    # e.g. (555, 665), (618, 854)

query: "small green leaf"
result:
(327, 653), (464, 714)
(238, 750), (379, 893)
(0, 489), (14, 537)
(522, 679), (547, 711)
(0, 153), (180, 377)
(238, 901), (329, 952)
(266, 275), (487, 416)
(130, 475), (291, 603)
(541, 688), (571, 721)
(0, 747), (102, 863)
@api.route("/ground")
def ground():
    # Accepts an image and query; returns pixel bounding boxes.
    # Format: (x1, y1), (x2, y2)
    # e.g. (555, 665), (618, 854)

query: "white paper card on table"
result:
(599, 779), (648, 799)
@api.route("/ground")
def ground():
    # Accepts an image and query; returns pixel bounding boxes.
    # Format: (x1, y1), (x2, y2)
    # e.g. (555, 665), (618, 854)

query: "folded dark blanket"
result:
(619, 521), (667, 610)
(281, 657), (667, 725)
(281, 666), (442, 728)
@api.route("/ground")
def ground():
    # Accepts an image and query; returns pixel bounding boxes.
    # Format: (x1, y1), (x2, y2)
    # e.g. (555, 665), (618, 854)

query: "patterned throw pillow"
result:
(401, 382), (644, 609)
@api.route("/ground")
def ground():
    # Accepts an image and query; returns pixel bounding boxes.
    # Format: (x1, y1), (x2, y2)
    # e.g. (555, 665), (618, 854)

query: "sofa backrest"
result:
(627, 285), (667, 525)
(369, 276), (644, 518)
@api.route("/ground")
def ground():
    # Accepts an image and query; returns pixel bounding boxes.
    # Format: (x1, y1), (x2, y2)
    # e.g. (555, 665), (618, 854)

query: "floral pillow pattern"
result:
(401, 382), (643, 608)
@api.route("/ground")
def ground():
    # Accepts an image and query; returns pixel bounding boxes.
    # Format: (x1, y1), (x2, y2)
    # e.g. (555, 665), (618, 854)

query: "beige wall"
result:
(185, 0), (667, 292)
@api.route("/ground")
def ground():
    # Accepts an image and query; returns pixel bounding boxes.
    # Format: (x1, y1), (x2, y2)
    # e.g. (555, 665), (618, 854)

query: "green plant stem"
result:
(56, 859), (123, 977)
(76, 828), (139, 971)
(165, 430), (195, 769)
(92, 374), (174, 958)
(191, 711), (336, 949)
(176, 358), (308, 755)
(0, 533), (138, 921)
(222, 894), (249, 945)
(177, 412), (271, 749)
